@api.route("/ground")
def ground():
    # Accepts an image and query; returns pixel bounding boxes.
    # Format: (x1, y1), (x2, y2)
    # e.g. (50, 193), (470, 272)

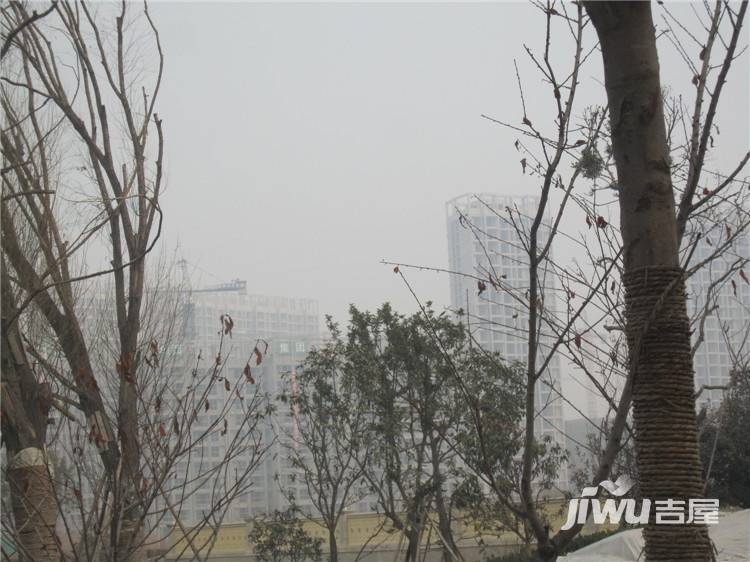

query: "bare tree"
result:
(1, 0), (165, 556)
(1, 3), (274, 561)
(583, 2), (747, 559)
(387, 1), (748, 560)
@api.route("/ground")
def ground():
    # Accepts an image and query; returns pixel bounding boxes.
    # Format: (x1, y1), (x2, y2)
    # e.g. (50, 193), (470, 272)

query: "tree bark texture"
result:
(584, 3), (711, 560)
(7, 449), (60, 562)
(1, 274), (60, 561)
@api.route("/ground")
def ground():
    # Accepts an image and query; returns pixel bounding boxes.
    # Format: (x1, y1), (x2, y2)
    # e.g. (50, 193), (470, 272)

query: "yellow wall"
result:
(344, 513), (405, 546)
(169, 499), (613, 557)
(171, 522), (249, 556)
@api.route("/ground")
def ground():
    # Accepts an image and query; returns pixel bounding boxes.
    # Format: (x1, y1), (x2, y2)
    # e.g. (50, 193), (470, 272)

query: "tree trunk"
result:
(430, 438), (459, 562)
(328, 528), (338, 562)
(434, 492), (457, 562)
(404, 525), (421, 562)
(1, 276), (60, 561)
(6, 449), (59, 562)
(584, 3), (711, 560)
(113, 263), (146, 561)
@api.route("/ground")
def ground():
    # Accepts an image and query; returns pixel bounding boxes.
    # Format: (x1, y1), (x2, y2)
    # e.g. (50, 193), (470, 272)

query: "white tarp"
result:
(558, 510), (749, 562)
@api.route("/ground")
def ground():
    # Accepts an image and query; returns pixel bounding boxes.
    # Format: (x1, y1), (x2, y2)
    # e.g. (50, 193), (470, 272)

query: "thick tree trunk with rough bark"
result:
(7, 450), (59, 562)
(584, 3), (711, 560)
(1, 276), (60, 561)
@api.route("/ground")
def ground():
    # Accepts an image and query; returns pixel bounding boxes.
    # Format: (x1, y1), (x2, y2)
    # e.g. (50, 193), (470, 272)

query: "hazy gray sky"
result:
(151, 2), (748, 326)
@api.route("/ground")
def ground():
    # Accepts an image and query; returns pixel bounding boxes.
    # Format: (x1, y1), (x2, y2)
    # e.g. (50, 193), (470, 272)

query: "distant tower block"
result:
(446, 193), (567, 489)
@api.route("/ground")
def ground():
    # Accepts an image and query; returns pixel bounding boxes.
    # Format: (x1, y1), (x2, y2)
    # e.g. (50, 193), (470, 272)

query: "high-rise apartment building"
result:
(162, 280), (321, 532)
(688, 234), (750, 406)
(446, 193), (567, 488)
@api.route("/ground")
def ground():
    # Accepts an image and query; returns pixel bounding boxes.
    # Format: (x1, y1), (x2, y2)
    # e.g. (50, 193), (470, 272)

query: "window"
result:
(279, 342), (290, 354)
(295, 342), (306, 353)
